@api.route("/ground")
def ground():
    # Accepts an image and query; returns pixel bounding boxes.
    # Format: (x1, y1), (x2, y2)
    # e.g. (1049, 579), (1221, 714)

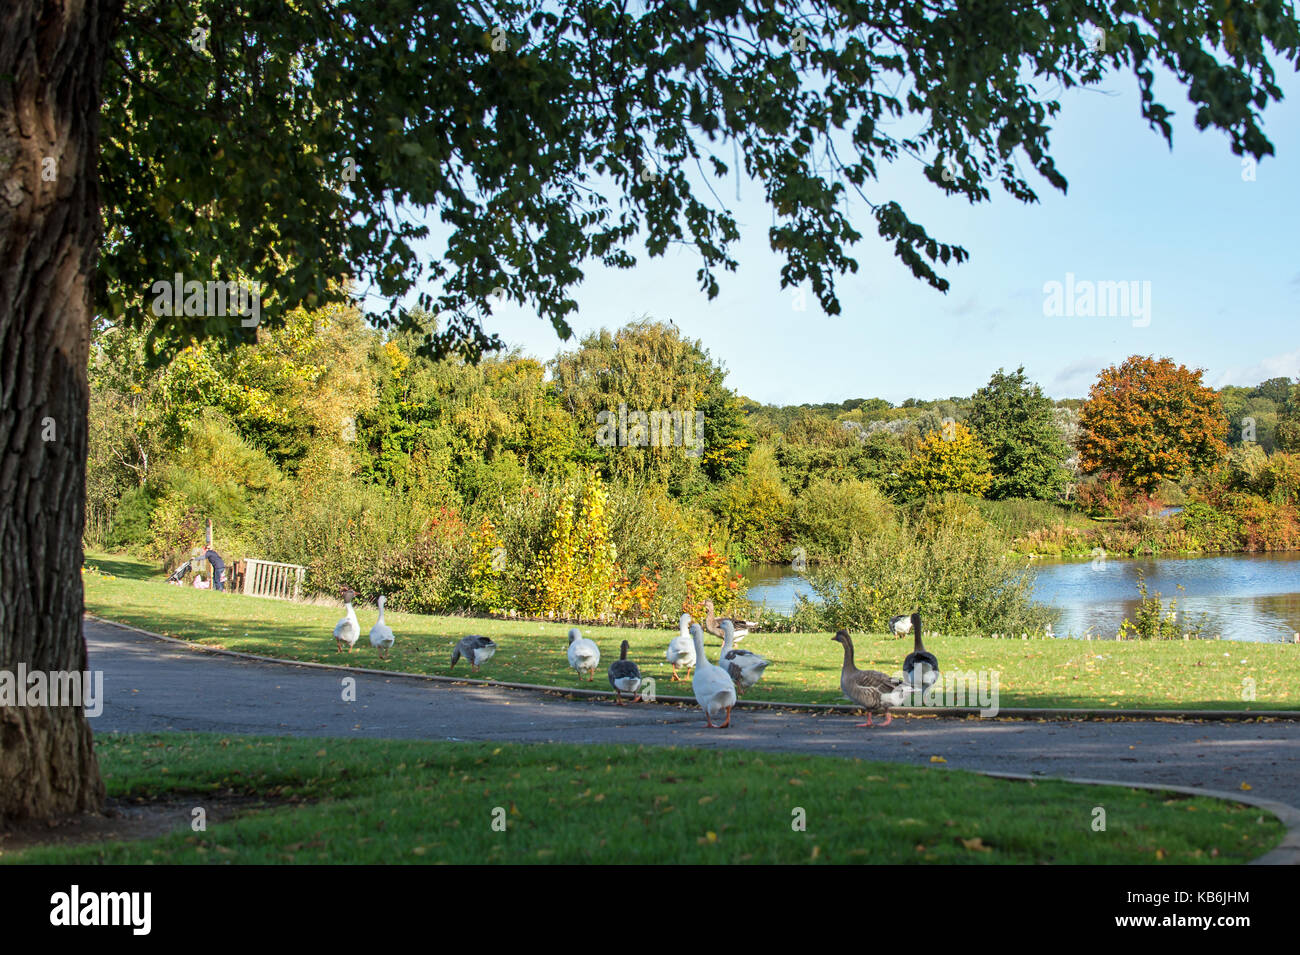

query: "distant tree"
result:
(550, 320), (721, 487)
(968, 367), (1070, 500)
(718, 444), (793, 562)
(894, 423), (993, 499)
(697, 385), (752, 484)
(1277, 382), (1300, 453)
(1253, 376), (1294, 406)
(1078, 356), (1227, 492)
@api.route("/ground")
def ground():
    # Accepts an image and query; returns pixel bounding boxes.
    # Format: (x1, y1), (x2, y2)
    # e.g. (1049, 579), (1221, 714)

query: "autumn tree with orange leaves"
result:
(1078, 356), (1227, 492)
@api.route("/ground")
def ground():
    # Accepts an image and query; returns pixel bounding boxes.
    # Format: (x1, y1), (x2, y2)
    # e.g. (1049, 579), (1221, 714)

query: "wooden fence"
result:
(241, 558), (306, 601)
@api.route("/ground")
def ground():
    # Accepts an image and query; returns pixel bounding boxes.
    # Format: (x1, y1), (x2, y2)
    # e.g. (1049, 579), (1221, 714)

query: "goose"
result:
(900, 611), (939, 693)
(703, 599), (758, 644)
(888, 613), (915, 638)
(690, 623), (737, 728)
(719, 619), (769, 695)
(450, 635), (497, 672)
(666, 612), (697, 681)
(333, 587), (361, 652)
(607, 640), (643, 705)
(832, 629), (912, 727)
(368, 595), (395, 657)
(566, 627), (600, 681)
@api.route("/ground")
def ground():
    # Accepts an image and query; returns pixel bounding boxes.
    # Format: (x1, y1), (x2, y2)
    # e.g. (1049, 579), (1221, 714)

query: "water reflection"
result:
(741, 553), (1300, 643)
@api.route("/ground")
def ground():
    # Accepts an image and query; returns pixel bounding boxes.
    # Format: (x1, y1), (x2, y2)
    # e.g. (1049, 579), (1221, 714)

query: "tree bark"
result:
(0, 0), (119, 820)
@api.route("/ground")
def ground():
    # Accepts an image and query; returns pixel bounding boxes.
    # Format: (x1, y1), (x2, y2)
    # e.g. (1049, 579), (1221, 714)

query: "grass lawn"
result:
(3, 733), (1283, 864)
(83, 552), (1300, 711)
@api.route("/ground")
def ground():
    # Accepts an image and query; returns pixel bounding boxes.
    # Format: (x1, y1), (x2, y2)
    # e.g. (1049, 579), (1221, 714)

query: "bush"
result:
(260, 477), (460, 611)
(1228, 494), (1300, 551)
(1013, 523), (1091, 557)
(373, 517), (470, 614)
(1265, 452), (1300, 504)
(1117, 572), (1207, 639)
(1074, 473), (1148, 518)
(791, 477), (895, 560)
(716, 444), (792, 562)
(976, 497), (1088, 539)
(1176, 500), (1240, 552)
(804, 497), (1055, 636)
(892, 423), (993, 499)
(145, 411), (286, 569)
(106, 485), (158, 551)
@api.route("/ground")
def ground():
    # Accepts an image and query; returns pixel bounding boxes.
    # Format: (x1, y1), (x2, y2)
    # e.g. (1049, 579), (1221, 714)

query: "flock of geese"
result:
(332, 588), (940, 729)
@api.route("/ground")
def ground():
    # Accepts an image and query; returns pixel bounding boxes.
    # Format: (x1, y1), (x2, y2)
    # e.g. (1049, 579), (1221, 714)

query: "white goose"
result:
(690, 623), (737, 728)
(333, 587), (361, 652)
(719, 619), (769, 695)
(666, 612), (697, 681)
(566, 627), (600, 681)
(368, 595), (395, 657)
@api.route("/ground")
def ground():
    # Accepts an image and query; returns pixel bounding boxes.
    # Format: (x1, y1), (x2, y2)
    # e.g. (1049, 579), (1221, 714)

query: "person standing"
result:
(198, 543), (227, 592)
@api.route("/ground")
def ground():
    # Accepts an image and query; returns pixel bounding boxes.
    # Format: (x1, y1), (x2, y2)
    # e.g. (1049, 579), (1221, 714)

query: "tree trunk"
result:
(0, 0), (119, 820)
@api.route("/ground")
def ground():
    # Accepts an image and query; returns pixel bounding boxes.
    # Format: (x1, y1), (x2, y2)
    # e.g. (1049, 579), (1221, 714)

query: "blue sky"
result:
(414, 59), (1300, 406)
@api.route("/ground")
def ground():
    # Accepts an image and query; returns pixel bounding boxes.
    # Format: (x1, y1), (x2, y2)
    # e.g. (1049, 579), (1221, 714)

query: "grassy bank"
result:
(83, 552), (1300, 710)
(3, 734), (1283, 864)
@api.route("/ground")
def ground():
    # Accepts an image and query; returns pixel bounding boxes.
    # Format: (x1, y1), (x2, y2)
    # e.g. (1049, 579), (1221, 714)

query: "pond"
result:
(741, 553), (1300, 643)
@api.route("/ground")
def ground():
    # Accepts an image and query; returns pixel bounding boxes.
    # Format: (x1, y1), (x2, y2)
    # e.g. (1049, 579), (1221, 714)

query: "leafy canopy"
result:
(1078, 355), (1228, 491)
(100, 0), (1300, 359)
(968, 366), (1070, 501)
(895, 422), (994, 498)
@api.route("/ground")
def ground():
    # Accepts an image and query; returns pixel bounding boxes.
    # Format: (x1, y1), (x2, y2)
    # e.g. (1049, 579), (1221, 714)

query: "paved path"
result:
(87, 618), (1300, 809)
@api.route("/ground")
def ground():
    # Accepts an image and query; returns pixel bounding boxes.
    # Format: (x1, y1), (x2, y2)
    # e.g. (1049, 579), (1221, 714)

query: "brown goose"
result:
(703, 599), (758, 644)
(832, 629), (912, 727)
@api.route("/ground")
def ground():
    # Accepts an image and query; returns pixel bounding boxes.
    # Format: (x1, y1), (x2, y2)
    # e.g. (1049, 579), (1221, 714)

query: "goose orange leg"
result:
(855, 712), (893, 728)
(719, 706), (732, 728)
(670, 664), (680, 681)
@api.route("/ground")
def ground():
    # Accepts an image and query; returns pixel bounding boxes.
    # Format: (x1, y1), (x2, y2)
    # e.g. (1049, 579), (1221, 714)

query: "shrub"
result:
(1176, 500), (1240, 552)
(260, 477), (458, 611)
(1013, 523), (1091, 557)
(791, 477), (895, 560)
(716, 444), (792, 562)
(523, 472), (618, 619)
(893, 423), (993, 499)
(1074, 473), (1133, 518)
(1228, 494), (1300, 551)
(684, 544), (744, 617)
(805, 499), (1055, 636)
(146, 411), (286, 568)
(977, 497), (1089, 539)
(106, 485), (158, 551)
(1265, 452), (1300, 504)
(464, 517), (506, 611)
(1117, 571), (1207, 639)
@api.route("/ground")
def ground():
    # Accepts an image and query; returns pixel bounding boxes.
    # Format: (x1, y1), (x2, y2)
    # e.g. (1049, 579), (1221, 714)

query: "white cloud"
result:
(1049, 357), (1107, 398)
(1211, 347), (1300, 389)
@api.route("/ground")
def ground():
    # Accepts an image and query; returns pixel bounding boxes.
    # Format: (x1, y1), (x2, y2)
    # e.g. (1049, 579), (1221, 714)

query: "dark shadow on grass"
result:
(85, 553), (160, 581)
